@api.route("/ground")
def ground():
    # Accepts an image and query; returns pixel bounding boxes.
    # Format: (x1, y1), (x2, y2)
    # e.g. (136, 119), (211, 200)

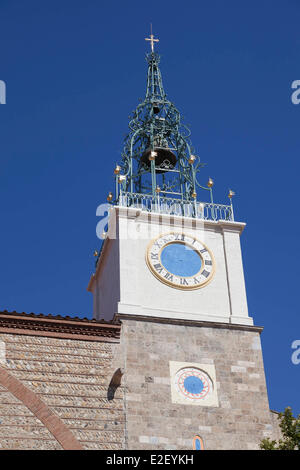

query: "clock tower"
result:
(87, 34), (275, 450)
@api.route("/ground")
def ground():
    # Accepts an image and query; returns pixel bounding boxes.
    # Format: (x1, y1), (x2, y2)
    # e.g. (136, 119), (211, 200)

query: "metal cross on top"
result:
(145, 26), (159, 52)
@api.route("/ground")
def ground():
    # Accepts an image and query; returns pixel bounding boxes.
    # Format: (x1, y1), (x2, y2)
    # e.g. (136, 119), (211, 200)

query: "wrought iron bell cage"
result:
(110, 38), (234, 222)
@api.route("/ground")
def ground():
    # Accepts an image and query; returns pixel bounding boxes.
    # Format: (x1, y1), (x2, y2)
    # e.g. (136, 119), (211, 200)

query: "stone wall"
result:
(0, 332), (125, 450)
(0, 313), (281, 450)
(120, 317), (277, 450)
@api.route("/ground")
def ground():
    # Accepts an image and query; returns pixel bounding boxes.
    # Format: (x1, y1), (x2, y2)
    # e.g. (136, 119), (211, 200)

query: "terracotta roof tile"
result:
(0, 310), (120, 342)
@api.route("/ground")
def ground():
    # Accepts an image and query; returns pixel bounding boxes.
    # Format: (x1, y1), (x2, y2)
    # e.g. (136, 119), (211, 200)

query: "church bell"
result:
(141, 135), (177, 173)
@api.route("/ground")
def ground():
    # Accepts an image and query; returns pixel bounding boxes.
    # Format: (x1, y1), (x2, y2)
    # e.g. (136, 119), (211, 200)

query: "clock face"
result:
(146, 232), (215, 290)
(174, 367), (213, 402)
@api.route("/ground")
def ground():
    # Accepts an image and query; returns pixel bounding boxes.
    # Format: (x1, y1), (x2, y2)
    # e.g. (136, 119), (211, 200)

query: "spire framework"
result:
(110, 39), (233, 222)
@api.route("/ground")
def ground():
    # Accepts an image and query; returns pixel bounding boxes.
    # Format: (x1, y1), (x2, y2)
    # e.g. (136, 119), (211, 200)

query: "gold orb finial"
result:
(188, 154), (196, 164)
(107, 192), (113, 202)
(192, 191), (197, 199)
(93, 250), (99, 257)
(228, 189), (235, 199)
(114, 165), (121, 175)
(155, 185), (161, 194)
(118, 175), (126, 183)
(207, 177), (214, 188)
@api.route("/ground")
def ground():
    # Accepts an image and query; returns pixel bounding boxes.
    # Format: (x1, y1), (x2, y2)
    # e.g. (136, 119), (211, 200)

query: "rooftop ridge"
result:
(0, 310), (120, 342)
(0, 309), (118, 325)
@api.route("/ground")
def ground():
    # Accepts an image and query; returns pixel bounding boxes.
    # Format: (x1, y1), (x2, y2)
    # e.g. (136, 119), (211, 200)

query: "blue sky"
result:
(0, 0), (299, 415)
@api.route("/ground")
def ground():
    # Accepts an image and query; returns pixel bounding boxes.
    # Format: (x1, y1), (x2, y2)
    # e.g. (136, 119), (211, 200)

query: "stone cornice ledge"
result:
(218, 219), (246, 234)
(114, 313), (263, 334)
(115, 206), (246, 234)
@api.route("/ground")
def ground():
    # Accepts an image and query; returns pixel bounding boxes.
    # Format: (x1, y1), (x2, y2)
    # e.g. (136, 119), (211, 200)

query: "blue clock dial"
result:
(146, 232), (215, 290)
(183, 375), (204, 394)
(175, 367), (212, 401)
(160, 243), (202, 277)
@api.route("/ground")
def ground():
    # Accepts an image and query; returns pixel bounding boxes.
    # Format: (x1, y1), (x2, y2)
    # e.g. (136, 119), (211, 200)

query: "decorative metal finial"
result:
(207, 178), (214, 188)
(114, 165), (121, 175)
(145, 24), (159, 53)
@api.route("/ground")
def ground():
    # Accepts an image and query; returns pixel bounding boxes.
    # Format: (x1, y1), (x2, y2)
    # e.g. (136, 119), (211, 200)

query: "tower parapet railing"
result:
(118, 192), (234, 222)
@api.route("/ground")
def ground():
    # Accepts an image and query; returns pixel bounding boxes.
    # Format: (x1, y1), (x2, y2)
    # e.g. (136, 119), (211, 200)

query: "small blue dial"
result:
(183, 376), (204, 395)
(175, 367), (211, 400)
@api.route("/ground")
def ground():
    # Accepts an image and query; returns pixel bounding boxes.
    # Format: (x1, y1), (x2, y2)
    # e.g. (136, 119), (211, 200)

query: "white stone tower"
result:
(87, 34), (275, 450)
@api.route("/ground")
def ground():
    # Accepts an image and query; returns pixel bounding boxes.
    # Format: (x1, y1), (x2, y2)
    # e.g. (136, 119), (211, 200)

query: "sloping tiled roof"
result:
(0, 310), (120, 342)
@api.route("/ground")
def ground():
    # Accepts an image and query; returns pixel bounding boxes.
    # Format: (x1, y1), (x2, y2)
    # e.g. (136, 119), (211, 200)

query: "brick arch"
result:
(0, 366), (83, 450)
